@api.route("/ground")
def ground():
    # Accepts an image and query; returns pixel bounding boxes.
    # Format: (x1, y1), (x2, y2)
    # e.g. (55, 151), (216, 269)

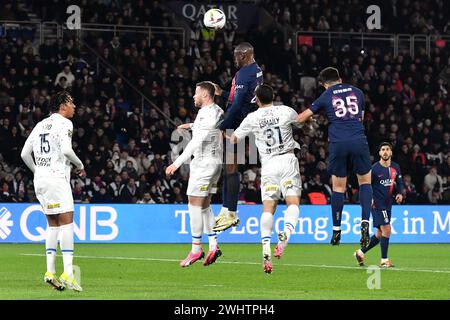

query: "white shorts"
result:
(187, 159), (222, 197)
(34, 177), (74, 215)
(261, 153), (302, 201)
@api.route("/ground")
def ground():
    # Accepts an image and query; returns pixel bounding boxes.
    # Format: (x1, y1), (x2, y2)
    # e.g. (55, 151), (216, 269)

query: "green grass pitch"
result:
(1, 243), (449, 300)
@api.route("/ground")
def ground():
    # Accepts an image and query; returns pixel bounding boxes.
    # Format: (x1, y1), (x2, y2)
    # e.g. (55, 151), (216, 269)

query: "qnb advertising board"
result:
(0, 204), (449, 243)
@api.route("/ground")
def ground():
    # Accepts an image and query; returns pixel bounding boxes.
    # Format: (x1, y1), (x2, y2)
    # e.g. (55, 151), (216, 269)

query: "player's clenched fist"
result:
(165, 164), (177, 176)
(76, 169), (86, 178)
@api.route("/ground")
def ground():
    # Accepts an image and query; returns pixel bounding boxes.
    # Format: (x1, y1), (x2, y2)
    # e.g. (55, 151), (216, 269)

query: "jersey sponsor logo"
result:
(35, 156), (51, 167)
(379, 179), (394, 187)
(259, 117), (279, 129)
(47, 203), (61, 209)
(264, 185), (278, 192)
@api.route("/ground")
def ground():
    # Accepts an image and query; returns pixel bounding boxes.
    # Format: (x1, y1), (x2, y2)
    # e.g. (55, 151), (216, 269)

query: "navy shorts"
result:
(327, 138), (372, 177)
(372, 208), (391, 228)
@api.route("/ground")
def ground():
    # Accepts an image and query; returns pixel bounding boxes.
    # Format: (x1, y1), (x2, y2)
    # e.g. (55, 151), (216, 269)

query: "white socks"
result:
(59, 223), (74, 276)
(189, 204), (203, 253)
(283, 205), (299, 242)
(218, 207), (228, 217)
(260, 212), (274, 256)
(202, 207), (217, 250)
(45, 226), (59, 274)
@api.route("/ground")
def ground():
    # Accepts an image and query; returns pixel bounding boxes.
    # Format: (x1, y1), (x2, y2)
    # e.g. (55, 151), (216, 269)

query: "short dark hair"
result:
(379, 141), (393, 151)
(50, 91), (72, 112)
(318, 67), (341, 84)
(255, 84), (274, 104)
(196, 81), (215, 98)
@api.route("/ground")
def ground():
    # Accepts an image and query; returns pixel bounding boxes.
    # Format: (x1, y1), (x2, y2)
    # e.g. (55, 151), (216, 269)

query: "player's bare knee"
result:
(285, 196), (300, 207)
(375, 228), (382, 239)
(332, 175), (346, 192)
(262, 200), (277, 214)
(381, 225), (391, 237)
(357, 171), (371, 185)
(46, 215), (59, 227)
(58, 211), (74, 226)
(189, 196), (207, 208)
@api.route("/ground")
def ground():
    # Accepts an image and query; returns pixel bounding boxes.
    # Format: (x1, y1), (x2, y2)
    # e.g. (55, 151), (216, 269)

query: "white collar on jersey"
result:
(51, 112), (66, 119)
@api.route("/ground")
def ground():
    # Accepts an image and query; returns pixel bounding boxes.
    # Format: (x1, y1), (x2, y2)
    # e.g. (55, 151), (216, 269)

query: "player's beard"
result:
(382, 155), (391, 161)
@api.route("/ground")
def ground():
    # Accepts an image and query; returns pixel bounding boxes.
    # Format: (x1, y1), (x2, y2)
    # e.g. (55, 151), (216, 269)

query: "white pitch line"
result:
(19, 253), (450, 274)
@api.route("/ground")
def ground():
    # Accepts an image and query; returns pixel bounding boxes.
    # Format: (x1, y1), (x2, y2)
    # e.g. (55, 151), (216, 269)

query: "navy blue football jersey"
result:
(310, 83), (366, 142)
(219, 62), (263, 130)
(371, 161), (404, 211)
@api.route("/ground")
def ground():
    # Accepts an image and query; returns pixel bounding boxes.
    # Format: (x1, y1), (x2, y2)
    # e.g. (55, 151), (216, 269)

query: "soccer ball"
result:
(203, 8), (226, 30)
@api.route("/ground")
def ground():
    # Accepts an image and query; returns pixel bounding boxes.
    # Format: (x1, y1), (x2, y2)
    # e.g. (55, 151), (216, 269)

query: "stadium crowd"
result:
(0, 0), (449, 205)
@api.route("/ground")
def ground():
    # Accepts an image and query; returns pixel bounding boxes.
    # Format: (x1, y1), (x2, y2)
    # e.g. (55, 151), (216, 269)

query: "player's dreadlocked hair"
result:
(50, 91), (73, 112)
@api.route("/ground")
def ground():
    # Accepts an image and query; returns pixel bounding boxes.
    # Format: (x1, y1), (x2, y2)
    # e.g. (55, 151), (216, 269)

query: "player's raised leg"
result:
(214, 162), (240, 232)
(215, 173), (229, 225)
(58, 211), (83, 292)
(330, 175), (346, 245)
(357, 172), (373, 248)
(354, 228), (381, 266)
(275, 197), (300, 259)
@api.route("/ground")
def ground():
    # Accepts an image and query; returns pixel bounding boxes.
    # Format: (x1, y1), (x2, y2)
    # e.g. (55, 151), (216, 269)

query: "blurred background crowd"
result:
(1, 0), (449, 205)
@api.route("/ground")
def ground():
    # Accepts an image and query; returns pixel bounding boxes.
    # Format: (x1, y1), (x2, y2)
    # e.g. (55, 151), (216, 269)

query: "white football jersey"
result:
(173, 103), (224, 167)
(24, 113), (79, 179)
(234, 105), (301, 164)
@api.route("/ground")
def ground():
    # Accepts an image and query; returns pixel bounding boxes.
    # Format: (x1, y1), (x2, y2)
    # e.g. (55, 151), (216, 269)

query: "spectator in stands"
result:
(1, 0), (449, 205)
(137, 192), (156, 204)
(119, 177), (137, 203)
(54, 65), (75, 87)
(424, 166), (444, 203)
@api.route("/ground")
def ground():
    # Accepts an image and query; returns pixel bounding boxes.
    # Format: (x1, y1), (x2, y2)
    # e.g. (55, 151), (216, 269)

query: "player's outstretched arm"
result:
(177, 123), (193, 130)
(297, 109), (314, 123)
